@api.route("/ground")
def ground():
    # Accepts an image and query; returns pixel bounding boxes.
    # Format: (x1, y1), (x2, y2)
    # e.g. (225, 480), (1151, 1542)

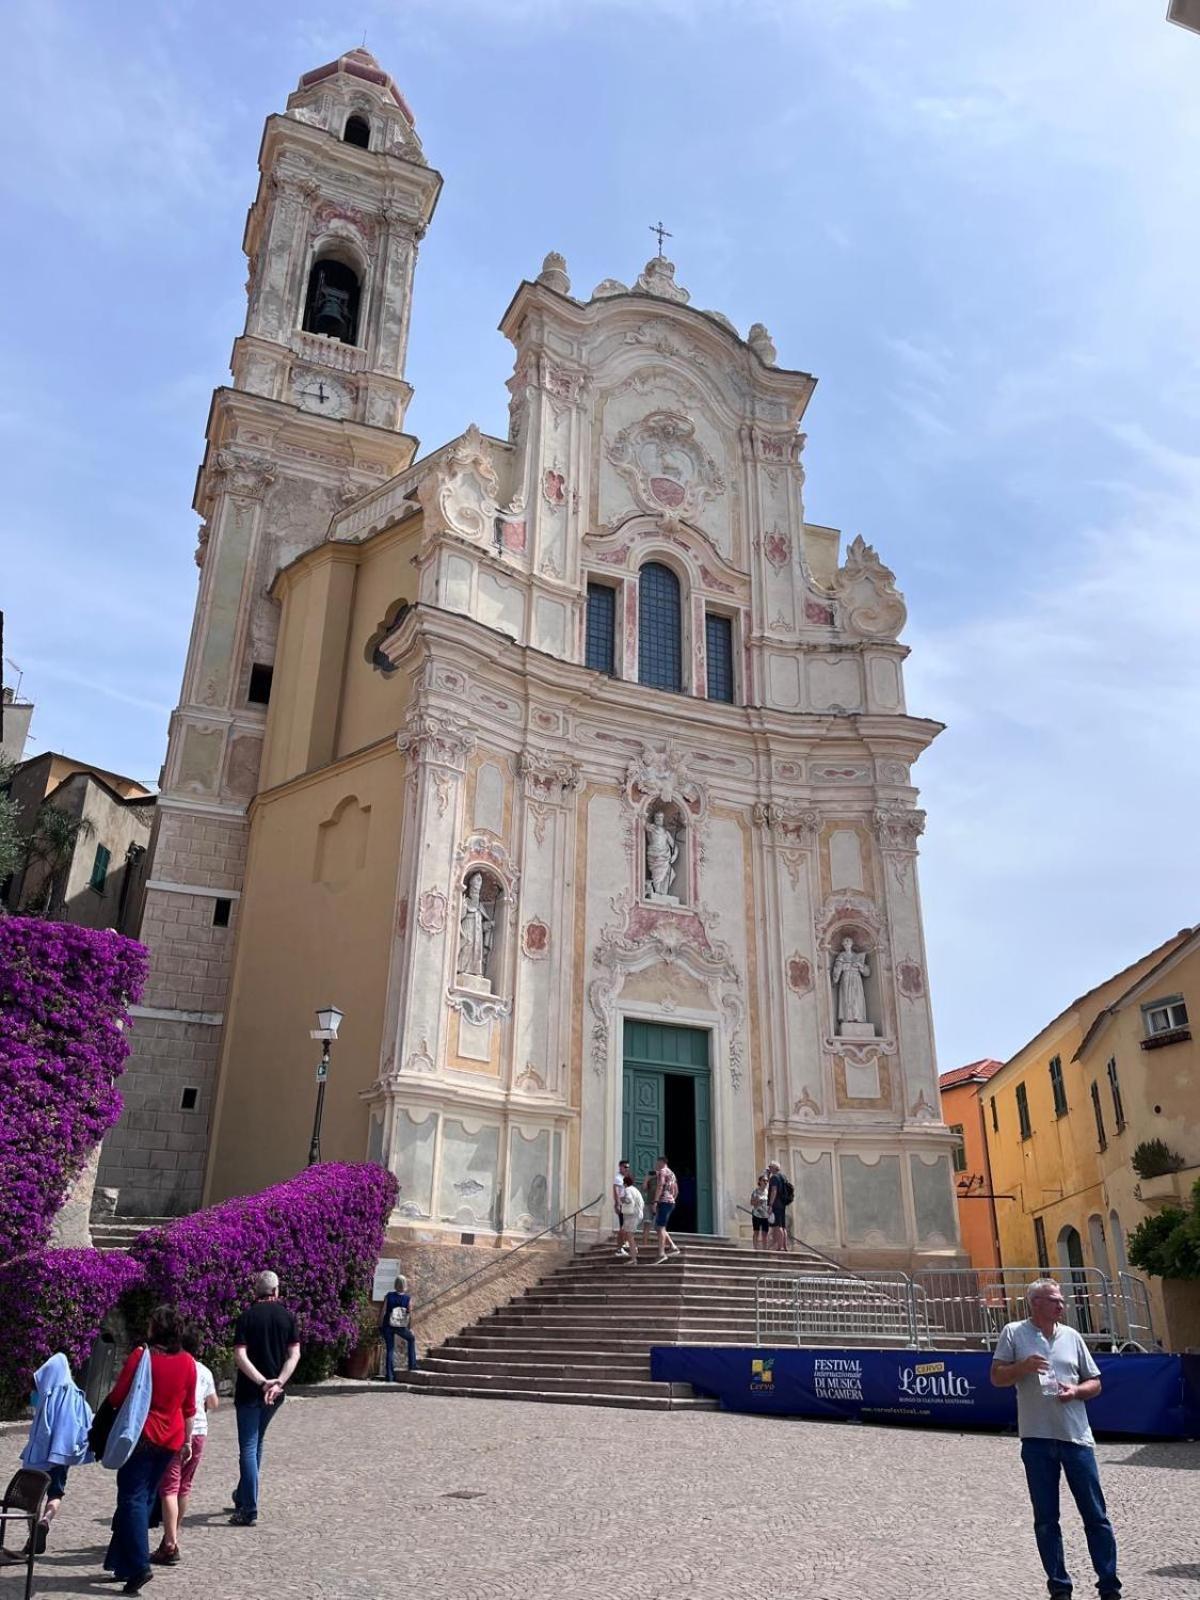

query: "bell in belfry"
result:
(312, 268), (353, 340)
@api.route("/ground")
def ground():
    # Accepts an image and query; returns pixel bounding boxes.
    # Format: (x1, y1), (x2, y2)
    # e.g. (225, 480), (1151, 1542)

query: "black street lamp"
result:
(307, 1004), (344, 1166)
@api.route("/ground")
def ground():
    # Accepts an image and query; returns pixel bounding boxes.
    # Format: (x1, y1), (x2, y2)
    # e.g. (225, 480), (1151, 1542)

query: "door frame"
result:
(622, 1024), (714, 1234)
(609, 998), (728, 1237)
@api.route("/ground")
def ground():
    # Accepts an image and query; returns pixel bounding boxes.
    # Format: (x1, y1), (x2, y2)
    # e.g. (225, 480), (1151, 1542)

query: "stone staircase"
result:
(90, 1216), (176, 1251)
(397, 1232), (842, 1410)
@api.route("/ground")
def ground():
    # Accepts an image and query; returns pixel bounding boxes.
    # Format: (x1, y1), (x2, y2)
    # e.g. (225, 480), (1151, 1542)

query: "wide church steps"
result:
(395, 1233), (849, 1410)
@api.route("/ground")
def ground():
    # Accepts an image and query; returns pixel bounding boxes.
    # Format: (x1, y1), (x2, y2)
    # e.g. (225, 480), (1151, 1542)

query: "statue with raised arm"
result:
(645, 810), (680, 899)
(832, 936), (870, 1028)
(457, 872), (494, 979)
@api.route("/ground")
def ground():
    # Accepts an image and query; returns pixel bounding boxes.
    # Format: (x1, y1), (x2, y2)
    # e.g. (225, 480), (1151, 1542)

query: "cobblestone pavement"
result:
(3, 1388), (1198, 1599)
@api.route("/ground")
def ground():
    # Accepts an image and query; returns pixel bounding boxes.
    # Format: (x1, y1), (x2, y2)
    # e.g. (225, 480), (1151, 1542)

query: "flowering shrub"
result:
(131, 1162), (398, 1360)
(0, 920), (148, 1263)
(0, 1247), (144, 1417)
(0, 1165), (396, 1417)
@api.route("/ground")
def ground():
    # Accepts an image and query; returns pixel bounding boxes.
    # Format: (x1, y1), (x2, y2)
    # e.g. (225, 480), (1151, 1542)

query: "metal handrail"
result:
(414, 1194), (605, 1319)
(734, 1203), (869, 1282)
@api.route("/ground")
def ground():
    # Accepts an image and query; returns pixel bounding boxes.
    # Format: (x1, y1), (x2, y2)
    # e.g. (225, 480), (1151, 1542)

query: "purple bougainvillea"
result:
(131, 1162), (398, 1354)
(0, 920), (148, 1264)
(0, 1247), (145, 1416)
(0, 1165), (396, 1417)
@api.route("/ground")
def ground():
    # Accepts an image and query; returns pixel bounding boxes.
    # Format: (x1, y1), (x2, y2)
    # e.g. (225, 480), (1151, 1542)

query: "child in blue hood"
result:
(20, 1352), (94, 1554)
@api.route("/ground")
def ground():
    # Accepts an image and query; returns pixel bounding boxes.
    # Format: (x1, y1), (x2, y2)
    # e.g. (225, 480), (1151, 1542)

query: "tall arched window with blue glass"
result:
(638, 562), (683, 692)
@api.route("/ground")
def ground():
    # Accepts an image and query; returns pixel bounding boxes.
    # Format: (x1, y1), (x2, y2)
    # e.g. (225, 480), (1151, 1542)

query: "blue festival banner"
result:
(650, 1346), (1200, 1439)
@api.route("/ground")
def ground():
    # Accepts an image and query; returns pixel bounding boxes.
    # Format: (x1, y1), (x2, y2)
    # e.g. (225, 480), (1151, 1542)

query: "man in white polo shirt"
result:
(991, 1278), (1121, 1600)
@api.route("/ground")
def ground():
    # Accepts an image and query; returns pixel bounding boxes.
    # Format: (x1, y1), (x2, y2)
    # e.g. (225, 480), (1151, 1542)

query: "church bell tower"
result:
(98, 51), (442, 1215)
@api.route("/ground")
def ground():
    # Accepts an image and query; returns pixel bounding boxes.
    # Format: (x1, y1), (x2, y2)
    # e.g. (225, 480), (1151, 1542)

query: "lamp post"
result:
(307, 1005), (344, 1166)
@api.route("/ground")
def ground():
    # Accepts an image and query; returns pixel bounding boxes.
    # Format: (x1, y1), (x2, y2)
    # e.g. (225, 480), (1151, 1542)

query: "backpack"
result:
(388, 1301), (410, 1330)
(776, 1175), (795, 1207)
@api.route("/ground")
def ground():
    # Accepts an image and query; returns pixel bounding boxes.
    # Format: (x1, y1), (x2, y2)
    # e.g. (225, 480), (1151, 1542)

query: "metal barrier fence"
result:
(913, 1267), (1118, 1349)
(755, 1266), (1158, 1351)
(1117, 1273), (1156, 1349)
(756, 1273), (930, 1348)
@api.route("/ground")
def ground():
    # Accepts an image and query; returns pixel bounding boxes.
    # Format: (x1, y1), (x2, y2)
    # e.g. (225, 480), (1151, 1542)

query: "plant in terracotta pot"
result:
(338, 1291), (381, 1381)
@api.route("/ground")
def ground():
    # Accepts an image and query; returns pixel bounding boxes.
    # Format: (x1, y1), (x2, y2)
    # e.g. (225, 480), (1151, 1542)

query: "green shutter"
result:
(89, 844), (111, 891)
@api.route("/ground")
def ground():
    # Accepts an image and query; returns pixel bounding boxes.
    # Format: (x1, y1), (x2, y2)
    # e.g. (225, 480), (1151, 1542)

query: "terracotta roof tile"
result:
(938, 1058), (1005, 1090)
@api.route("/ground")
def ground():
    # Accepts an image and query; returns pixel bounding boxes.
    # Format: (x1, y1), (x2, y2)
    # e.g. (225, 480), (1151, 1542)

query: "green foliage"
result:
(1127, 1177), (1200, 1281)
(1131, 1138), (1185, 1180)
(0, 795), (23, 886)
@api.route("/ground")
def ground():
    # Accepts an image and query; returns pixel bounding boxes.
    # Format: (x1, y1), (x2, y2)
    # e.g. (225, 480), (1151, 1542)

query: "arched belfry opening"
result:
(343, 114), (370, 149)
(302, 257), (362, 345)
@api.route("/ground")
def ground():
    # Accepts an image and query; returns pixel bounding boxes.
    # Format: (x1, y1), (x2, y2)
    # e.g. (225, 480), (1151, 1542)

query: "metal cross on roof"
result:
(649, 220), (672, 258)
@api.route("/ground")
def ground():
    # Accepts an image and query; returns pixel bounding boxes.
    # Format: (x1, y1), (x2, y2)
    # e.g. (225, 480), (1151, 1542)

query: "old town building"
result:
(102, 49), (961, 1269)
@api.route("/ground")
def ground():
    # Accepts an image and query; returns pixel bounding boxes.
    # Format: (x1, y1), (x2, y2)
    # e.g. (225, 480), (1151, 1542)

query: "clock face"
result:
(293, 370), (351, 419)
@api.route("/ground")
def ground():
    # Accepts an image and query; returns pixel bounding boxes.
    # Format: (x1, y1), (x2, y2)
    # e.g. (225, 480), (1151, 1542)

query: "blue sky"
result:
(4, 0), (1199, 1072)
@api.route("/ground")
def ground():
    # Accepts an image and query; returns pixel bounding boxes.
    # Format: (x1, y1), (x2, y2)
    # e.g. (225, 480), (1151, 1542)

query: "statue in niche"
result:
(457, 872), (495, 981)
(644, 810), (680, 900)
(831, 937), (870, 1030)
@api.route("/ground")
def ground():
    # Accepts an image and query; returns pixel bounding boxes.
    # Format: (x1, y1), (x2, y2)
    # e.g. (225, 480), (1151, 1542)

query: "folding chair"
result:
(0, 1469), (50, 1600)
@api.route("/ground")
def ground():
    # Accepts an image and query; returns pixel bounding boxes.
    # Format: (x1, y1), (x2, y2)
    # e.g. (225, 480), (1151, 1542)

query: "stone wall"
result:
(380, 1234), (569, 1356)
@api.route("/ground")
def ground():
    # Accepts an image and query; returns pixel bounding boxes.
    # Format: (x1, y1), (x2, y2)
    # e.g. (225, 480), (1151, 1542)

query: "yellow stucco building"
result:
(984, 926), (1200, 1349)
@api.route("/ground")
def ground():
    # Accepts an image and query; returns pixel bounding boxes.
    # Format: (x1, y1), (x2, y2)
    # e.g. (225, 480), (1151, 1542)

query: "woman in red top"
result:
(102, 1306), (196, 1596)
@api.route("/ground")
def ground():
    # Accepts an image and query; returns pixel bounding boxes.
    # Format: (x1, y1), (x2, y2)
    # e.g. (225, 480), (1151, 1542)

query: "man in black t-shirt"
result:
(229, 1269), (300, 1526)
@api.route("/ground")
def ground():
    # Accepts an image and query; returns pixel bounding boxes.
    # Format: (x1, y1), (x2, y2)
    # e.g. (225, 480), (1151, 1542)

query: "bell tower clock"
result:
(96, 50), (441, 1216)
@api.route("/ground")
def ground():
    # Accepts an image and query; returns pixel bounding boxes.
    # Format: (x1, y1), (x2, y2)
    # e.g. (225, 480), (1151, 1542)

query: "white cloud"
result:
(908, 423), (1200, 1064)
(1, 1), (238, 238)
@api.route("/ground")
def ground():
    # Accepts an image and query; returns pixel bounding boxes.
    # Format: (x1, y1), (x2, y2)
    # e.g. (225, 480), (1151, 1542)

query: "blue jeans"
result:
(233, 1399), (279, 1520)
(382, 1327), (417, 1380)
(105, 1441), (174, 1579)
(1021, 1437), (1121, 1597)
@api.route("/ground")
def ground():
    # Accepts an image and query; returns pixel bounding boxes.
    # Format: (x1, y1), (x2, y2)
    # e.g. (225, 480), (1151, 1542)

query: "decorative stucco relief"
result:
(416, 890), (447, 935)
(606, 410), (726, 524)
(588, 904), (746, 1089)
(415, 423), (500, 545)
(833, 535), (907, 640)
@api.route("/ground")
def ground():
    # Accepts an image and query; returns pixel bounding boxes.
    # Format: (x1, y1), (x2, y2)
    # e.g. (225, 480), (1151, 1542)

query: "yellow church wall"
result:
(261, 546), (358, 789)
(333, 520), (423, 761)
(203, 738), (405, 1203)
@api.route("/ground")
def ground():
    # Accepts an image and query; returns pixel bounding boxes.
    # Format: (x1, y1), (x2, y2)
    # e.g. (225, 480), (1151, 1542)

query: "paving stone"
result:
(2, 1390), (1196, 1598)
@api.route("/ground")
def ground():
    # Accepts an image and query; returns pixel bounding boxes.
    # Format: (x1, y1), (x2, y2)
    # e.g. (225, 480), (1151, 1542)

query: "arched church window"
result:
(638, 562), (682, 692)
(302, 258), (362, 346)
(343, 115), (371, 149)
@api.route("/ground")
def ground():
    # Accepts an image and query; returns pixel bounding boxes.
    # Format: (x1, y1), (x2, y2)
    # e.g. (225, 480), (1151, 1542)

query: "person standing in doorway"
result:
(229, 1270), (300, 1528)
(617, 1174), (645, 1264)
(750, 1173), (771, 1250)
(612, 1158), (633, 1249)
(379, 1275), (418, 1380)
(766, 1161), (792, 1252)
(651, 1155), (681, 1264)
(990, 1278), (1121, 1600)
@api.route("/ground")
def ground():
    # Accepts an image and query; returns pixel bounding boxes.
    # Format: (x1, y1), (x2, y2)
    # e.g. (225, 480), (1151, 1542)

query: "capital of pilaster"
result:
(872, 805), (926, 852)
(518, 746), (581, 802)
(397, 710), (476, 771)
(753, 801), (820, 845)
(212, 448), (277, 502)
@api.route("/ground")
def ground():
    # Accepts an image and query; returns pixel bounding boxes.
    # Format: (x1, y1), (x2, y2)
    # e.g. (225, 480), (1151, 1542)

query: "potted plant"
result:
(338, 1293), (381, 1381)
(1133, 1139), (1186, 1203)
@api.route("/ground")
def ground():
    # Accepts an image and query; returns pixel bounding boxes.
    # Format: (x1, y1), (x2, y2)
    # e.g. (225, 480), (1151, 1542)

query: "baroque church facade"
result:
(103, 49), (961, 1268)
